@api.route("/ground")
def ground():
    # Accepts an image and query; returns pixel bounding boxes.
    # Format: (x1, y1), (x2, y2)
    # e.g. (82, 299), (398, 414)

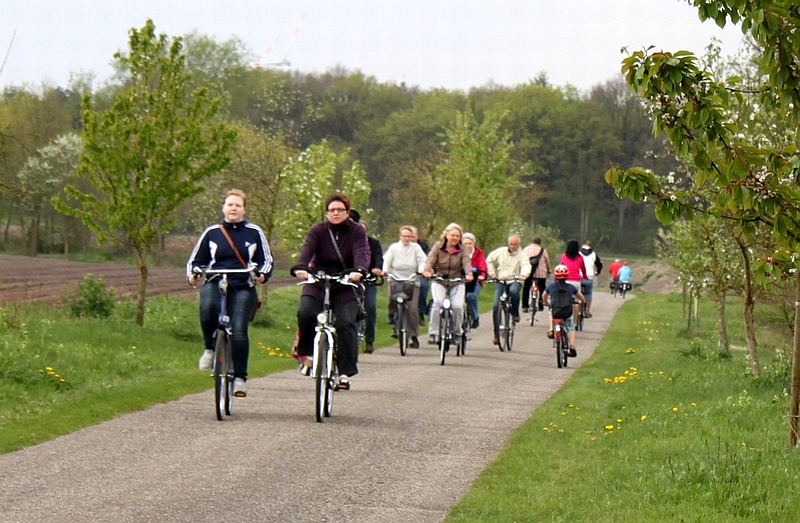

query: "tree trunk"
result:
(736, 238), (761, 378)
(715, 289), (729, 351)
(28, 207), (41, 257)
(135, 247), (149, 327)
(789, 271), (800, 448)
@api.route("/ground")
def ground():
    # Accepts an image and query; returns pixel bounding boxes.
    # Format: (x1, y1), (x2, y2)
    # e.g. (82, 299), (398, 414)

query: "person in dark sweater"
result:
(290, 194), (370, 390)
(187, 189), (273, 398)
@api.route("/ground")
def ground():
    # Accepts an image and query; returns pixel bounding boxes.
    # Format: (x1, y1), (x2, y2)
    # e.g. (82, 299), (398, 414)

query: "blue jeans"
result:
(466, 282), (483, 321)
(492, 281), (521, 337)
(363, 283), (378, 344)
(199, 282), (257, 380)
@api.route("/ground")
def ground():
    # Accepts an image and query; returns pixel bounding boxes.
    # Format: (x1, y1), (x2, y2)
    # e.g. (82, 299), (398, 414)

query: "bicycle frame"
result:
(430, 275), (465, 365)
(197, 266), (257, 421)
(554, 318), (569, 368)
(298, 271), (360, 422)
(387, 274), (415, 356)
(487, 277), (520, 352)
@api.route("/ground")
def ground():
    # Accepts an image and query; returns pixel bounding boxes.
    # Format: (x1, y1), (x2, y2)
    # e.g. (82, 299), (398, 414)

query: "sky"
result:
(0, 0), (745, 93)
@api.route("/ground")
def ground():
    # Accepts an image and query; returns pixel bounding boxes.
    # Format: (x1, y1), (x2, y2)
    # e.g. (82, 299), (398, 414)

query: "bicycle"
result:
(195, 266), (257, 421)
(430, 275), (466, 365)
(553, 317), (570, 368)
(610, 278), (619, 298)
(298, 270), (360, 422)
(620, 281), (631, 299)
(576, 282), (588, 332)
(386, 274), (416, 356)
(528, 282), (540, 327)
(487, 277), (520, 352)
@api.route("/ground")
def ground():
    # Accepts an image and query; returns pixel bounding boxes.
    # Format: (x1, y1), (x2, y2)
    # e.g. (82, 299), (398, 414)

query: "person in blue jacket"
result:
(187, 189), (273, 398)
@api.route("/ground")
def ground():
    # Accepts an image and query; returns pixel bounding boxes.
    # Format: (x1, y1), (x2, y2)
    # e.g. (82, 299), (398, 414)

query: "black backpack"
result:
(551, 281), (573, 319)
(529, 249), (543, 273)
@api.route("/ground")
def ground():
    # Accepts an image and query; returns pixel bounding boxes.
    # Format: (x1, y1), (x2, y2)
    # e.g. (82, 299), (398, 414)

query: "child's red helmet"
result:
(554, 265), (569, 280)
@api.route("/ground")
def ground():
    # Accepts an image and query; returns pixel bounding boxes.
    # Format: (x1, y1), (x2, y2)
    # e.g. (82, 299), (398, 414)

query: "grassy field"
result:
(444, 292), (800, 522)
(2, 283), (799, 520)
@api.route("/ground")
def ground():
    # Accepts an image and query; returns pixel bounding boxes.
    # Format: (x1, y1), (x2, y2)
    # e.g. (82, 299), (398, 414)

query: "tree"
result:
(605, 1), (800, 447)
(53, 19), (236, 326)
(17, 133), (82, 256)
(278, 140), (370, 256)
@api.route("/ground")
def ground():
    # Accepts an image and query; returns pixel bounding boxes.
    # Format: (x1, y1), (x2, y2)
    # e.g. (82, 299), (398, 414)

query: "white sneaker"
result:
(198, 350), (214, 370)
(298, 356), (313, 376)
(233, 378), (247, 397)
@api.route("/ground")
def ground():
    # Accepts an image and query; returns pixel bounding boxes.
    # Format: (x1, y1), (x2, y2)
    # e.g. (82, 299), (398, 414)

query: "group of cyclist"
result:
(187, 190), (610, 394)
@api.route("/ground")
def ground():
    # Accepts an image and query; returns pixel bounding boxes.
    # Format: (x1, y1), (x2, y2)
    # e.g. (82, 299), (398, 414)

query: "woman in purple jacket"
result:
(290, 194), (370, 390)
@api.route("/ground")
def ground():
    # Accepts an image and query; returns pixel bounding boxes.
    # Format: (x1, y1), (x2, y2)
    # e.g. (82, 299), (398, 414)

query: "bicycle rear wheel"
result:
(398, 305), (408, 356)
(506, 320), (515, 351)
(459, 313), (469, 356)
(213, 331), (228, 421)
(576, 305), (584, 332)
(556, 327), (569, 368)
(314, 334), (331, 422)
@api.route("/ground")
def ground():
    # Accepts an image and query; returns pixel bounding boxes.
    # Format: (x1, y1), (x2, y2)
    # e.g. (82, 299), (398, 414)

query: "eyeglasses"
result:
(327, 208), (348, 213)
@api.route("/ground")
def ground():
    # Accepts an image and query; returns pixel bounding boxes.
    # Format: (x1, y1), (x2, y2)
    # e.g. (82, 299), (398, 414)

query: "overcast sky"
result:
(0, 0), (744, 93)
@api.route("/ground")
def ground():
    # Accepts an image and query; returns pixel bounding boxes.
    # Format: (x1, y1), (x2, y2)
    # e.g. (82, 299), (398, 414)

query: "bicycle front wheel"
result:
(529, 291), (537, 326)
(500, 307), (511, 352)
(506, 320), (515, 352)
(398, 304), (408, 356)
(314, 334), (331, 422)
(213, 332), (228, 421)
(438, 312), (448, 365)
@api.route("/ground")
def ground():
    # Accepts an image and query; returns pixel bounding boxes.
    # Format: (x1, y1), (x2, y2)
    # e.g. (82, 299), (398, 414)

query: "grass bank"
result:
(445, 292), (799, 522)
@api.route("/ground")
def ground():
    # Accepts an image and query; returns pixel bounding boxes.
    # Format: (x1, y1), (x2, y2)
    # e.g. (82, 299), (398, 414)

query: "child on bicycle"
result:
(543, 265), (585, 358)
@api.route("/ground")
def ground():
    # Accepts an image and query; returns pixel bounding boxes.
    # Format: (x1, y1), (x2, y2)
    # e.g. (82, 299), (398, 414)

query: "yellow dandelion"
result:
(617, 418), (623, 423)
(591, 437), (597, 441)
(691, 402), (697, 407)
(568, 404), (574, 408)
(604, 424), (614, 430)
(39, 369), (44, 373)
(576, 416), (582, 420)
(46, 366), (53, 371)
(626, 348), (635, 354)
(640, 415), (647, 421)
(575, 407), (581, 411)
(561, 412), (566, 416)
(543, 427), (549, 431)
(558, 429), (564, 433)
(672, 407), (679, 412)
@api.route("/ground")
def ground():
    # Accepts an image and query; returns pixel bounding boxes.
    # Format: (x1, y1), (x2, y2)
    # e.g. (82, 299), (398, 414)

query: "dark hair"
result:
(565, 239), (580, 259)
(532, 237), (541, 245)
(349, 209), (361, 222)
(325, 193), (350, 211)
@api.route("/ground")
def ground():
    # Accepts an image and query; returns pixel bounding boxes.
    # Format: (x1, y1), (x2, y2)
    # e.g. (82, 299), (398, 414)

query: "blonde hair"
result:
(439, 222), (463, 242)
(224, 189), (247, 207)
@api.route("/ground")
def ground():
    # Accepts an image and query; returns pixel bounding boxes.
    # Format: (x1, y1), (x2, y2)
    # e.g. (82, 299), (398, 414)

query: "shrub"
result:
(64, 275), (115, 318)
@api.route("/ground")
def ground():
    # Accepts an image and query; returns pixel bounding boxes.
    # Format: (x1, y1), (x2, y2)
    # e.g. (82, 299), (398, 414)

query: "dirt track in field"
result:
(0, 254), (295, 306)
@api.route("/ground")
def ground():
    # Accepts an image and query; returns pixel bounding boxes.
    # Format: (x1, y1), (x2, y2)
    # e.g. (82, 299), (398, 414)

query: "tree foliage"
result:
(605, 1), (800, 447)
(53, 19), (236, 326)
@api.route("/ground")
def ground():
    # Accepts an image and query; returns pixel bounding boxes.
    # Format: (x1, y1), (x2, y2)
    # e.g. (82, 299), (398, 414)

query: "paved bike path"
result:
(0, 292), (627, 523)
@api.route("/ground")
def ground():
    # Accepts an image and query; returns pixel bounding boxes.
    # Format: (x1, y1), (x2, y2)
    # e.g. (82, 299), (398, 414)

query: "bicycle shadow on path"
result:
(0, 291), (631, 523)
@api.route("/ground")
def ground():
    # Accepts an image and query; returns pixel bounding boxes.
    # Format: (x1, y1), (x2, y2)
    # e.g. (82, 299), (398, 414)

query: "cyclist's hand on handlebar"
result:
(348, 271), (363, 283)
(188, 274), (197, 287)
(295, 270), (309, 281)
(422, 270), (432, 278)
(256, 274), (266, 284)
(466, 273), (474, 282)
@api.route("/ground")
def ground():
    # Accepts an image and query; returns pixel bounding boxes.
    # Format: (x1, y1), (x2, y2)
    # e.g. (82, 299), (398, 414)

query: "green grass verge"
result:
(444, 292), (800, 522)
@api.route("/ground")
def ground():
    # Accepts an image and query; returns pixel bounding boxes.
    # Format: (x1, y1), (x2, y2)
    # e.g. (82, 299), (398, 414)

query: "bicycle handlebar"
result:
(485, 277), (522, 284)
(430, 275), (466, 283)
(297, 271), (361, 289)
(386, 273), (419, 283)
(199, 266), (258, 275)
